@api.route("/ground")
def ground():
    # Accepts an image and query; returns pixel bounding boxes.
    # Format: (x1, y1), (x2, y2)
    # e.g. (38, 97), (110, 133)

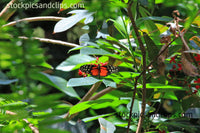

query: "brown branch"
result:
(89, 84), (123, 100)
(64, 81), (102, 120)
(2, 16), (65, 27)
(79, 81), (102, 103)
(23, 119), (39, 133)
(127, 1), (146, 133)
(0, 0), (17, 21)
(19, 36), (79, 47)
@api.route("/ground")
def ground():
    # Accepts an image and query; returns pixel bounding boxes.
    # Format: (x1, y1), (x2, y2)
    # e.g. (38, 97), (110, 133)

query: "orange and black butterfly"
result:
(80, 64), (118, 77)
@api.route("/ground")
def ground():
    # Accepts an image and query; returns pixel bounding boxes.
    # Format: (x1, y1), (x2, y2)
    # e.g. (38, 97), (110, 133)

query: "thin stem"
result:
(0, 0), (17, 21)
(127, 1), (146, 133)
(64, 81), (102, 120)
(2, 16), (65, 27)
(23, 119), (39, 133)
(19, 36), (79, 47)
(89, 84), (122, 100)
(79, 81), (102, 103)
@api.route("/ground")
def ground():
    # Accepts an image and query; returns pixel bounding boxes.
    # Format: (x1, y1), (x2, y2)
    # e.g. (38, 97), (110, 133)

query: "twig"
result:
(23, 119), (39, 133)
(0, 0), (17, 21)
(89, 84), (123, 100)
(2, 16), (65, 27)
(127, 1), (146, 133)
(79, 81), (102, 103)
(19, 36), (79, 47)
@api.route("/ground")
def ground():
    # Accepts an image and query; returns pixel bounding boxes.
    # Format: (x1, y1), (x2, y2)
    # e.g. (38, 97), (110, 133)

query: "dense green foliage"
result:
(0, 0), (200, 132)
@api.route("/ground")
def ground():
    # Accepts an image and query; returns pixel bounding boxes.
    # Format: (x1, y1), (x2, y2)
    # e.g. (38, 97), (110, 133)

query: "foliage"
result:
(0, 0), (200, 133)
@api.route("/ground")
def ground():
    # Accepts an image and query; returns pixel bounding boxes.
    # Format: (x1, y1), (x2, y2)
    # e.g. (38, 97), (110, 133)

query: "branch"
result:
(89, 84), (123, 100)
(2, 16), (65, 27)
(79, 81), (102, 103)
(127, 1), (146, 133)
(23, 119), (39, 133)
(64, 81), (102, 120)
(19, 36), (79, 47)
(0, 0), (17, 21)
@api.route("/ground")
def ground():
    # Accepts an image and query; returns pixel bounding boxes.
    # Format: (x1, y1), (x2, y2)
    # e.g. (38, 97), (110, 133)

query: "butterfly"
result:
(80, 64), (118, 77)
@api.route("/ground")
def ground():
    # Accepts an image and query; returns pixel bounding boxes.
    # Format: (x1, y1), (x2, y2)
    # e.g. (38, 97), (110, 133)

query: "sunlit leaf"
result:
(102, 79), (117, 88)
(54, 10), (94, 33)
(56, 54), (95, 71)
(98, 118), (116, 133)
(69, 99), (113, 115)
(67, 77), (100, 87)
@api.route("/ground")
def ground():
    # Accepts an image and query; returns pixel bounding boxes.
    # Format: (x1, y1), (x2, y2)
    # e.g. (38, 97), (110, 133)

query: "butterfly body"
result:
(80, 64), (118, 77)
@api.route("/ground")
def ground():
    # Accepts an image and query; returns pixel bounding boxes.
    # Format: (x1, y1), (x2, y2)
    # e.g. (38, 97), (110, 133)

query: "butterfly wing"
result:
(90, 65), (99, 76)
(80, 65), (95, 74)
(106, 65), (118, 74)
(80, 65), (100, 76)
(80, 65), (118, 77)
(100, 65), (118, 77)
(99, 66), (109, 77)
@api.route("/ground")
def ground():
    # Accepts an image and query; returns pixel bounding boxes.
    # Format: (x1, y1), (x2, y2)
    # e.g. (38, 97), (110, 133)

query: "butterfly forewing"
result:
(80, 65), (95, 74)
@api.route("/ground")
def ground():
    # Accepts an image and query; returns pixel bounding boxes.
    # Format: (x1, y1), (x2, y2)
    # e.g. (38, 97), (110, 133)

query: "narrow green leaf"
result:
(143, 32), (159, 68)
(137, 83), (186, 90)
(69, 99), (113, 114)
(82, 113), (115, 122)
(0, 79), (18, 85)
(163, 91), (178, 101)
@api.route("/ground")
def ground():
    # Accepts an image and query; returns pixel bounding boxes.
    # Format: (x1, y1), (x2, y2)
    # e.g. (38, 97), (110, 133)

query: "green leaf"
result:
(39, 61), (53, 69)
(30, 72), (80, 99)
(137, 83), (186, 90)
(80, 47), (112, 55)
(155, 0), (164, 4)
(0, 79), (18, 85)
(61, 0), (82, 9)
(143, 32), (159, 68)
(127, 98), (140, 114)
(108, 16), (131, 38)
(92, 99), (129, 109)
(184, 10), (199, 29)
(67, 77), (100, 87)
(102, 79), (117, 88)
(163, 91), (178, 101)
(82, 113), (115, 122)
(56, 54), (95, 71)
(0, 71), (18, 85)
(54, 10), (94, 33)
(98, 118), (116, 133)
(136, 16), (172, 26)
(183, 50), (200, 54)
(0, 101), (27, 110)
(69, 99), (113, 114)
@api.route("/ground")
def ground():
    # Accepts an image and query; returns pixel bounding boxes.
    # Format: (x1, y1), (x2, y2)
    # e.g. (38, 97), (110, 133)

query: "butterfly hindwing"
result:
(106, 65), (118, 74)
